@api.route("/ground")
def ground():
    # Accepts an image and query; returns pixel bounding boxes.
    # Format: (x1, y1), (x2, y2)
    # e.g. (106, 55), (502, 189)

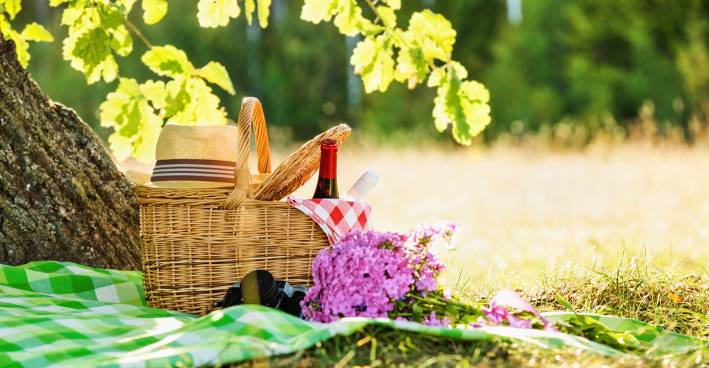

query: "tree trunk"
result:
(0, 34), (141, 269)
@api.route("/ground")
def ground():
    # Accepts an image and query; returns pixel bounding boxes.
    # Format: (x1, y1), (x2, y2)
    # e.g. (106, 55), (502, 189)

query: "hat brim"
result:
(124, 170), (234, 189)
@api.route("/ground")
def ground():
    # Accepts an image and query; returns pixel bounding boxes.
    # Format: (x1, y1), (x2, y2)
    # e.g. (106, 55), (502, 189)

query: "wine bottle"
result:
(313, 139), (340, 198)
(344, 170), (379, 201)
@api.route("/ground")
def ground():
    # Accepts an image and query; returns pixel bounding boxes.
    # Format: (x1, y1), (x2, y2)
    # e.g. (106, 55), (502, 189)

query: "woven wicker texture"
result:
(135, 97), (329, 315)
(254, 124), (351, 201)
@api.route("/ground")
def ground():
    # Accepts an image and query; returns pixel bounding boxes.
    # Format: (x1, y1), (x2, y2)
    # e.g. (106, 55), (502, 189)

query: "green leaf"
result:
(412, 301), (424, 316)
(426, 67), (446, 88)
(2, 0), (20, 20)
(132, 112), (162, 162)
(196, 61), (235, 94)
(139, 79), (167, 110)
(351, 35), (395, 93)
(460, 79), (489, 104)
(20, 23), (54, 42)
(298, 0), (491, 145)
(555, 296), (577, 313)
(164, 78), (190, 118)
(64, 27), (118, 83)
(357, 18), (385, 37)
(60, 7), (86, 28)
(115, 0), (137, 14)
(1, 20), (55, 68)
(244, 0), (271, 27)
(432, 65), (491, 145)
(244, 0), (255, 24)
(556, 314), (647, 353)
(197, 0), (240, 28)
(107, 134), (134, 162)
(100, 78), (163, 163)
(0, 14), (10, 34)
(165, 76), (227, 125)
(450, 61), (468, 79)
(333, 0), (363, 36)
(395, 45), (427, 88)
(60, 3), (132, 82)
(300, 0), (338, 24)
(376, 6), (396, 28)
(0, 14), (30, 67)
(382, 0), (400, 10)
(407, 10), (456, 62)
(300, 0), (368, 35)
(141, 45), (195, 77)
(49, 0), (69, 6)
(109, 25), (133, 56)
(98, 3), (129, 29)
(142, 0), (168, 25)
(257, 0), (271, 27)
(101, 78), (143, 136)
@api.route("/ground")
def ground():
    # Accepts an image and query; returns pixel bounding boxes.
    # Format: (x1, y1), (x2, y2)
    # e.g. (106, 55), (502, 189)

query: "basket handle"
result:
(224, 97), (272, 209)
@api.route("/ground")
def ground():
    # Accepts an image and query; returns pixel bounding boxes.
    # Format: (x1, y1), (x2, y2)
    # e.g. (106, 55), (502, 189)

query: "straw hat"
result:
(127, 123), (239, 188)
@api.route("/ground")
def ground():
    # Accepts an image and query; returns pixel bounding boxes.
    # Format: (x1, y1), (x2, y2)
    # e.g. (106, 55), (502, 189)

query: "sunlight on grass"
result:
(288, 143), (708, 284)
(287, 143), (709, 332)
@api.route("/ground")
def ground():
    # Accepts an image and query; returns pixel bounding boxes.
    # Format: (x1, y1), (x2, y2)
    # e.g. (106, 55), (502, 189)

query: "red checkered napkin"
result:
(287, 196), (372, 244)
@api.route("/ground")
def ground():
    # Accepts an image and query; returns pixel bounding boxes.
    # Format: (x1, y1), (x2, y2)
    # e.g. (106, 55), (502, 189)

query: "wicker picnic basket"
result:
(134, 97), (347, 315)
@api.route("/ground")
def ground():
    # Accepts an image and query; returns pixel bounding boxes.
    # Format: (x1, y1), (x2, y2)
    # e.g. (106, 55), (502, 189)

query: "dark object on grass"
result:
(211, 270), (308, 317)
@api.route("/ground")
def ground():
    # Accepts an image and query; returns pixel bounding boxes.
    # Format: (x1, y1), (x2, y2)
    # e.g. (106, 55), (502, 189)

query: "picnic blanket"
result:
(0, 261), (705, 367)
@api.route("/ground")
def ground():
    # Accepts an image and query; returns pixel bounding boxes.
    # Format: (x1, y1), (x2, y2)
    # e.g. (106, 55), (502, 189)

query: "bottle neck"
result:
(319, 150), (338, 179)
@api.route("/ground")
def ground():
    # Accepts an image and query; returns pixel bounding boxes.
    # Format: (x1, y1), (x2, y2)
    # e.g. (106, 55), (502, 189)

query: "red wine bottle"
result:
(313, 139), (340, 198)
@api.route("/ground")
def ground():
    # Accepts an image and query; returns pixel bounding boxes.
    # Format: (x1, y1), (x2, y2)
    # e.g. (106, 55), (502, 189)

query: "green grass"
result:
(528, 260), (708, 338)
(234, 256), (707, 367)
(275, 327), (705, 368)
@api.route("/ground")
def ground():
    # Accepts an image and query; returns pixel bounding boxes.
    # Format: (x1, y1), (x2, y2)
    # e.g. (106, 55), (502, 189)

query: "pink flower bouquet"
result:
(301, 223), (553, 330)
(299, 224), (700, 354)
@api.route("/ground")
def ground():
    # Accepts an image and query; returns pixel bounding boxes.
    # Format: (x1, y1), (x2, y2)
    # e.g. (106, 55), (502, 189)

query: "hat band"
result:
(151, 159), (236, 184)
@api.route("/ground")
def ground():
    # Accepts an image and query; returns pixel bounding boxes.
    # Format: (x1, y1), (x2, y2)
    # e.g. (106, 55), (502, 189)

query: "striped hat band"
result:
(150, 159), (236, 184)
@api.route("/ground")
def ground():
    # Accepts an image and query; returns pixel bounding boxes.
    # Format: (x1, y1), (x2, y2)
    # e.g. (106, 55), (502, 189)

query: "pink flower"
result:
(481, 302), (509, 324)
(302, 225), (545, 333)
(423, 311), (451, 327)
(490, 290), (557, 331)
(410, 222), (457, 246)
(470, 316), (487, 328)
(471, 290), (554, 330)
(302, 226), (452, 323)
(302, 231), (415, 322)
(505, 314), (533, 329)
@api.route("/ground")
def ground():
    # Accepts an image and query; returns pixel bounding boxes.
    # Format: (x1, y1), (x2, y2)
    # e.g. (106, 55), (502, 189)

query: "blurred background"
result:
(20, 0), (709, 145)
(14, 0), (709, 286)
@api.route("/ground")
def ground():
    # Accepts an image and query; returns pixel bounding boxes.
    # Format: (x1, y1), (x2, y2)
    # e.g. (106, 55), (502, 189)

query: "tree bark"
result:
(0, 33), (141, 269)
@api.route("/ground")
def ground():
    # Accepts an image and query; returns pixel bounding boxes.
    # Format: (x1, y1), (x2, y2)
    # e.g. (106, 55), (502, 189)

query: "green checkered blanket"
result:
(0, 261), (705, 367)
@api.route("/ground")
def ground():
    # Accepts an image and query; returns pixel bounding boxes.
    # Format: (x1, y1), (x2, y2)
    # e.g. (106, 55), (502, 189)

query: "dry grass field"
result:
(124, 142), (709, 277)
(287, 143), (708, 287)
